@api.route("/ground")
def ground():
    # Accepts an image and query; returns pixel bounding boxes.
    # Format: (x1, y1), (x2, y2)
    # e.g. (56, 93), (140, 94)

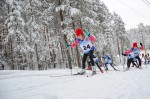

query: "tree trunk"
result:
(10, 38), (14, 70)
(69, 4), (81, 67)
(35, 43), (39, 70)
(58, 0), (72, 69)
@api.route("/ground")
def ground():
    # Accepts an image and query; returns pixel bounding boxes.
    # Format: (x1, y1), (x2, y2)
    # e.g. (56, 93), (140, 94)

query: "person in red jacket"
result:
(122, 42), (144, 69)
(66, 28), (96, 75)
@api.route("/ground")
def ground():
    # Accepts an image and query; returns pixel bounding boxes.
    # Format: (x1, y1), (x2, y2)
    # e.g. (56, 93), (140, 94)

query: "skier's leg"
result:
(88, 50), (96, 75)
(131, 61), (135, 67)
(82, 53), (88, 69)
(79, 53), (88, 74)
(111, 63), (117, 70)
(88, 50), (95, 66)
(127, 58), (133, 69)
(87, 61), (92, 70)
(135, 56), (141, 67)
(105, 63), (108, 70)
(134, 60), (139, 68)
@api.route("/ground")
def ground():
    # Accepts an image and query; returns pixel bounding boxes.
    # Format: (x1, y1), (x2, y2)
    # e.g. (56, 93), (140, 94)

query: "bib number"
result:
(83, 44), (91, 50)
(134, 52), (138, 55)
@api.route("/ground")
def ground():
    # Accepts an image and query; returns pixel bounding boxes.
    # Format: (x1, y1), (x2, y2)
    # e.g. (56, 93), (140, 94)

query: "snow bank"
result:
(0, 65), (150, 99)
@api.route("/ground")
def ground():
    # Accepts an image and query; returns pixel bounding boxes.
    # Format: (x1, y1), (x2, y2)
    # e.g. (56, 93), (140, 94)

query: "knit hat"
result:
(75, 28), (83, 36)
(133, 42), (138, 47)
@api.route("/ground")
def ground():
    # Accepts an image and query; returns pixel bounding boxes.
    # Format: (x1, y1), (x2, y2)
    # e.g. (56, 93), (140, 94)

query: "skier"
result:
(66, 28), (96, 75)
(122, 42), (144, 69)
(147, 53), (150, 64)
(141, 53), (145, 65)
(102, 54), (118, 71)
(86, 55), (104, 73)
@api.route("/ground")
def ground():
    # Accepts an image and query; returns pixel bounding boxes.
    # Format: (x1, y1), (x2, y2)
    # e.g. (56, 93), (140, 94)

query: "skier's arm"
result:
(139, 42), (144, 50)
(84, 30), (96, 42)
(70, 40), (79, 48)
(124, 49), (132, 55)
(89, 35), (96, 42)
(122, 53), (127, 56)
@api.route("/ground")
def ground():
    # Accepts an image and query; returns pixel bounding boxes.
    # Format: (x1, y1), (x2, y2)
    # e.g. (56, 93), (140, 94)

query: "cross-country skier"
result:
(66, 28), (96, 75)
(121, 53), (138, 68)
(102, 54), (118, 71)
(87, 55), (104, 73)
(122, 42), (144, 70)
(147, 53), (150, 64)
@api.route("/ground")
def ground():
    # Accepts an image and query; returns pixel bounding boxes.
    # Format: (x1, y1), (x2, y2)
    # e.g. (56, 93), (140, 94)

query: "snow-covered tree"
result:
(5, 0), (30, 69)
(127, 23), (150, 53)
(1, 0), (140, 70)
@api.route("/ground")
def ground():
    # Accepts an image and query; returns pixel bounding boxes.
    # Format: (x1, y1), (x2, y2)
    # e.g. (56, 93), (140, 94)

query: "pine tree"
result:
(5, 0), (29, 69)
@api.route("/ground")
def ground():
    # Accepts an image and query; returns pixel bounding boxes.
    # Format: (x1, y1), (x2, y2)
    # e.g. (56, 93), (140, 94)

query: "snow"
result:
(55, 5), (66, 12)
(85, 17), (96, 25)
(8, 29), (14, 35)
(6, 0), (13, 5)
(13, 9), (21, 17)
(70, 8), (81, 16)
(10, 16), (14, 22)
(17, 5), (22, 11)
(0, 65), (150, 99)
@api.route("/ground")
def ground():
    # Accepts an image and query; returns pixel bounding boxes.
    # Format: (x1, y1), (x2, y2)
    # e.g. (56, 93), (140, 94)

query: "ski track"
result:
(0, 65), (150, 99)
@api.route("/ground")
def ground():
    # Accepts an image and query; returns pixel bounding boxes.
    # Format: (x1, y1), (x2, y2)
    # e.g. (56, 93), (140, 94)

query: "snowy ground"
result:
(0, 65), (150, 99)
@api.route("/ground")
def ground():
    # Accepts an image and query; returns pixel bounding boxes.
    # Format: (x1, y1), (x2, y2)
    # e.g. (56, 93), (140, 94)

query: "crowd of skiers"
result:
(141, 53), (150, 64)
(66, 27), (149, 75)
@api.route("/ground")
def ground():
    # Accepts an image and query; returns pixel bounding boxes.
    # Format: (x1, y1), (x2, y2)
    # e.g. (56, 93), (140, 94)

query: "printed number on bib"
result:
(134, 52), (138, 55)
(83, 44), (91, 50)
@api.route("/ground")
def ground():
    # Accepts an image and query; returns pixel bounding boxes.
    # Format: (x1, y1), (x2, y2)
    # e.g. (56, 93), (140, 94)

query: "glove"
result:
(122, 53), (127, 56)
(140, 42), (143, 46)
(85, 31), (90, 37)
(66, 43), (70, 48)
(89, 36), (96, 42)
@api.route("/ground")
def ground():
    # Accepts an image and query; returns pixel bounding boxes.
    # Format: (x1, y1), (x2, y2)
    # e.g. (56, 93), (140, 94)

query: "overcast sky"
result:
(102, 0), (150, 30)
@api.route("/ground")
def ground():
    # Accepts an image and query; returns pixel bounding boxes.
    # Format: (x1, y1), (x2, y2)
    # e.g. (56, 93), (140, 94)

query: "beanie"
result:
(75, 28), (83, 36)
(133, 42), (138, 47)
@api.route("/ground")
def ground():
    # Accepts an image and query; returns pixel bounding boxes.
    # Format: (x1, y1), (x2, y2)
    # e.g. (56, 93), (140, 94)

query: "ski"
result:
(49, 72), (98, 77)
(104, 69), (120, 72)
(123, 69), (129, 72)
(86, 74), (97, 77)
(73, 72), (84, 75)
(49, 73), (86, 77)
(49, 74), (72, 77)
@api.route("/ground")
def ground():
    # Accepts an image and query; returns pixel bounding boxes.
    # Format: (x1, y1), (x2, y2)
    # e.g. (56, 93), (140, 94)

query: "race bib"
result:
(80, 37), (94, 53)
(133, 50), (139, 56)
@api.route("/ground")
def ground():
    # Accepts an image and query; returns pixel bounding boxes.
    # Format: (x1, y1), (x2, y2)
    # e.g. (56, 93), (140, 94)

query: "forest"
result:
(0, 0), (150, 70)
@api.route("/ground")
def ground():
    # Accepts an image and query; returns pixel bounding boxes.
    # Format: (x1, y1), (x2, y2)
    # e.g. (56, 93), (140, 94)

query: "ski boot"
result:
(92, 66), (96, 75)
(78, 69), (86, 75)
(86, 66), (92, 70)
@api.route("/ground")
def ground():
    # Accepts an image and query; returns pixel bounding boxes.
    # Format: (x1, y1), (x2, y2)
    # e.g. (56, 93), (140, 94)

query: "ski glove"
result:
(122, 53), (127, 56)
(66, 43), (70, 48)
(85, 31), (90, 37)
(140, 42), (143, 46)
(89, 35), (96, 42)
